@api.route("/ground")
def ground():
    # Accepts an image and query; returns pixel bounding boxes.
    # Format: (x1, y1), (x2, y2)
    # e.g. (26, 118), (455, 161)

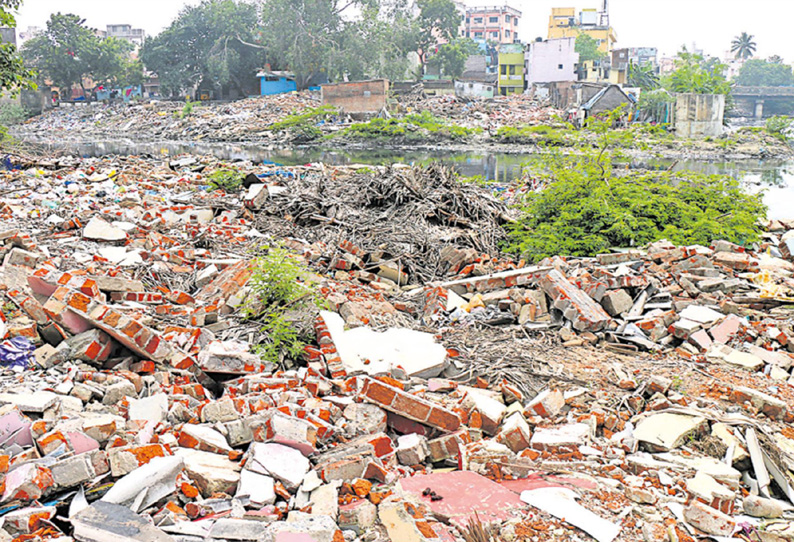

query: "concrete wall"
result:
(675, 93), (725, 138)
(321, 79), (389, 114)
(525, 38), (578, 85)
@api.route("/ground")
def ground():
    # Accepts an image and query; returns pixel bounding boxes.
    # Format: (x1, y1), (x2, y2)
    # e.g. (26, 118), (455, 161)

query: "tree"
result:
(575, 33), (605, 63)
(769, 55), (784, 64)
(142, 0), (266, 97)
(731, 32), (756, 60)
(412, 0), (460, 75)
(663, 50), (731, 95)
(627, 61), (660, 90)
(427, 38), (479, 79)
(21, 13), (99, 97)
(0, 0), (35, 97)
(735, 58), (794, 86)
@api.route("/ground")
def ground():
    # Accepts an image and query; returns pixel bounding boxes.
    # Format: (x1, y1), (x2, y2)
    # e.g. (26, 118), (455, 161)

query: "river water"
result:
(26, 139), (794, 221)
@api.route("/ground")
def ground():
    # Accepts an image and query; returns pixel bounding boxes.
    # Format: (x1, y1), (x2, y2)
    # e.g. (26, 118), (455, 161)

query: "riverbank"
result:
(13, 92), (793, 162)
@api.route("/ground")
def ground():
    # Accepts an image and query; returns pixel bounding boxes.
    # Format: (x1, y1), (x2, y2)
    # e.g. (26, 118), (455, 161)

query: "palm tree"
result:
(731, 32), (756, 59)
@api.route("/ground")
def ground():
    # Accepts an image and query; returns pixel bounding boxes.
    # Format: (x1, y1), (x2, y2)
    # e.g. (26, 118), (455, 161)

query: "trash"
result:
(0, 336), (35, 368)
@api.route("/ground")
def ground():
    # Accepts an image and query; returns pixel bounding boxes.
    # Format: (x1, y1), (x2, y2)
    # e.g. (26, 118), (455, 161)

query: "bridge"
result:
(731, 86), (794, 119)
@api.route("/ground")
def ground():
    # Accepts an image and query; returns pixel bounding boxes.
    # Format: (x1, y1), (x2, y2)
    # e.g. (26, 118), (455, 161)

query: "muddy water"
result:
(23, 139), (794, 220)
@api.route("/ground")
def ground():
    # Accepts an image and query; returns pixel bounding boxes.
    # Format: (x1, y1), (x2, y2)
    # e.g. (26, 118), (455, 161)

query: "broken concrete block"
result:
(530, 423), (589, 452)
(2, 505), (56, 535)
(743, 495), (784, 518)
(200, 397), (239, 424)
(343, 403), (387, 435)
(525, 389), (565, 418)
(495, 412), (531, 453)
(540, 270), (611, 332)
(1, 464), (54, 502)
(600, 289), (633, 317)
(178, 423), (231, 454)
(82, 217), (128, 243)
(177, 448), (240, 497)
(338, 498), (377, 534)
(687, 472), (735, 514)
(730, 386), (788, 419)
(196, 340), (264, 374)
(396, 433), (429, 465)
(128, 394), (169, 424)
(634, 413), (707, 452)
(102, 380), (137, 405)
(462, 389), (506, 435)
(0, 391), (58, 413)
(247, 442), (310, 491)
(72, 501), (173, 542)
(236, 469), (276, 507)
(51, 454), (96, 488)
(310, 483), (339, 520)
(684, 501), (736, 537)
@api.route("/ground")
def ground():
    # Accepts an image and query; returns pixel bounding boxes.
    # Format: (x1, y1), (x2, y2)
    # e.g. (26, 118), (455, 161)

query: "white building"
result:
(525, 37), (579, 85)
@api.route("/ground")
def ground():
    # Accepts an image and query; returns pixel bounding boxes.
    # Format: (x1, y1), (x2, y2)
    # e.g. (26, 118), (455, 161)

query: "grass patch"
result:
(270, 105), (339, 141)
(207, 168), (244, 192)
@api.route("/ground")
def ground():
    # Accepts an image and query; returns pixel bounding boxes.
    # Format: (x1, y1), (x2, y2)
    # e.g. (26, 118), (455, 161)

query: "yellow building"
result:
(548, 7), (617, 55)
(498, 44), (525, 96)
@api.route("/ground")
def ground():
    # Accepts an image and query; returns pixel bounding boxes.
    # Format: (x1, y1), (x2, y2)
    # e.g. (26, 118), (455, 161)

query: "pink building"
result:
(465, 5), (522, 44)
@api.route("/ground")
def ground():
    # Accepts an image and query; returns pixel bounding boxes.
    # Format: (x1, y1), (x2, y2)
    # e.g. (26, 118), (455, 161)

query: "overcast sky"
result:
(15, 0), (793, 62)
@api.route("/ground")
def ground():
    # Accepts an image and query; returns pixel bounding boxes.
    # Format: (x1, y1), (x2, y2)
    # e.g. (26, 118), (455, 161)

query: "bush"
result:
(270, 105), (338, 141)
(506, 150), (766, 262)
(765, 115), (792, 141)
(495, 124), (575, 146)
(244, 245), (323, 365)
(207, 168), (244, 192)
(0, 102), (29, 126)
(181, 100), (200, 118)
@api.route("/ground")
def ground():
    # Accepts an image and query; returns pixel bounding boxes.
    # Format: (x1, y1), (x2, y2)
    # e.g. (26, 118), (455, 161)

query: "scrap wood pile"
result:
(254, 163), (514, 285)
(3, 155), (794, 541)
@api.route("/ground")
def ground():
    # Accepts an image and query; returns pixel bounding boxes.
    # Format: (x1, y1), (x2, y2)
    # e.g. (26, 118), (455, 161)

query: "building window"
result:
(501, 65), (507, 75)
(491, 31), (499, 38)
(474, 17), (482, 23)
(515, 17), (519, 25)
(474, 32), (483, 38)
(505, 30), (511, 37)
(489, 17), (498, 23)
(505, 14), (511, 22)
(558, 64), (563, 69)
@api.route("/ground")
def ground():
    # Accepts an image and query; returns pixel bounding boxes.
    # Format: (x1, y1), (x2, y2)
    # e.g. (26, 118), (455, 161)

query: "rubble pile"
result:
(395, 92), (563, 129)
(16, 92), (323, 144)
(2, 154), (794, 542)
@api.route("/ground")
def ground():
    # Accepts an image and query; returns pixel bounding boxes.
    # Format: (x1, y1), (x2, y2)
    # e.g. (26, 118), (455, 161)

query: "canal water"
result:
(24, 139), (794, 220)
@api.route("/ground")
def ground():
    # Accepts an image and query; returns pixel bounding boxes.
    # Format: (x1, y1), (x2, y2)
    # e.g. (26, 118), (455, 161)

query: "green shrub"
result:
(0, 102), (29, 126)
(765, 115), (792, 141)
(270, 105), (338, 141)
(244, 245), (323, 365)
(207, 168), (243, 192)
(181, 100), (200, 118)
(495, 124), (575, 146)
(506, 150), (766, 261)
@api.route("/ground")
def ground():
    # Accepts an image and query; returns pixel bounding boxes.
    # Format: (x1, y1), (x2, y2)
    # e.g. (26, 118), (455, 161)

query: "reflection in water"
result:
(24, 139), (794, 220)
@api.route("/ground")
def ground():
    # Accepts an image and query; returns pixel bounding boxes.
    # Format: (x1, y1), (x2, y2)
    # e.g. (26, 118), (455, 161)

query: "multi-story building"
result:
(465, 5), (522, 44)
(498, 43), (525, 95)
(609, 47), (658, 84)
(548, 6), (616, 55)
(525, 37), (579, 85)
(105, 24), (146, 47)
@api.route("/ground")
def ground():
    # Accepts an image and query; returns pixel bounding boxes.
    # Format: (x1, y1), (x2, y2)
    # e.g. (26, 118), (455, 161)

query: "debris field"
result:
(1, 153), (794, 542)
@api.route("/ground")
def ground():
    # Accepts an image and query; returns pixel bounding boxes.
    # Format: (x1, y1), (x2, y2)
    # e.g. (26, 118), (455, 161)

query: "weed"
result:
(207, 168), (244, 192)
(181, 100), (200, 118)
(765, 115), (792, 142)
(244, 244), (324, 366)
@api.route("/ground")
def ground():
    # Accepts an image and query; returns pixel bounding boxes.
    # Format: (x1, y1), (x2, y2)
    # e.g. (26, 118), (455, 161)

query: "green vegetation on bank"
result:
(505, 113), (766, 262)
(342, 111), (479, 141)
(270, 105), (339, 141)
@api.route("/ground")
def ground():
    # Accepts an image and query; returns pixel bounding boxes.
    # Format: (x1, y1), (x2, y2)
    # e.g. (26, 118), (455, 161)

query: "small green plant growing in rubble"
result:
(207, 168), (244, 192)
(244, 244), (324, 366)
(181, 100), (200, 118)
(344, 111), (478, 141)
